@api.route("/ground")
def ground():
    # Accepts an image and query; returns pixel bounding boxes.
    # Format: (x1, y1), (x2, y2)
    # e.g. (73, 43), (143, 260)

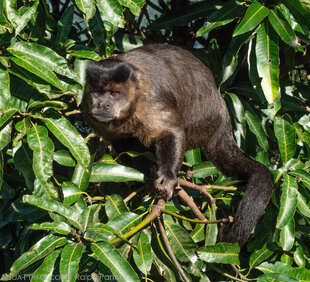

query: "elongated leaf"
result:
(55, 5), (74, 46)
(234, 1), (270, 36)
(277, 174), (298, 228)
(91, 242), (140, 282)
(8, 41), (79, 82)
(84, 223), (115, 242)
(133, 230), (153, 273)
(255, 21), (280, 104)
(0, 122), (11, 150)
(44, 114), (90, 171)
(90, 163), (144, 182)
(107, 212), (142, 236)
(268, 7), (302, 51)
(190, 223), (205, 244)
(205, 206), (218, 246)
(71, 161), (91, 192)
(118, 0), (145, 16)
(165, 223), (198, 264)
(53, 150), (76, 167)
(28, 222), (72, 235)
(0, 151), (3, 190)
(69, 50), (102, 61)
(185, 148), (201, 166)
(274, 116), (296, 163)
(193, 161), (219, 178)
(249, 243), (276, 270)
(290, 170), (310, 189)
(296, 190), (310, 217)
(8, 235), (67, 277)
(27, 124), (58, 199)
(60, 243), (85, 282)
(199, 243), (240, 264)
(257, 261), (310, 281)
(149, 1), (221, 30)
(0, 67), (10, 112)
(97, 0), (125, 28)
(197, 0), (245, 36)
(245, 110), (269, 151)
(280, 218), (295, 251)
(74, 0), (96, 19)
(23, 195), (83, 230)
(31, 249), (62, 282)
(105, 194), (129, 220)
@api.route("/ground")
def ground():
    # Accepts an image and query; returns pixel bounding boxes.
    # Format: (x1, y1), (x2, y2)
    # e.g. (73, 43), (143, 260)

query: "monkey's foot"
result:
(155, 176), (177, 201)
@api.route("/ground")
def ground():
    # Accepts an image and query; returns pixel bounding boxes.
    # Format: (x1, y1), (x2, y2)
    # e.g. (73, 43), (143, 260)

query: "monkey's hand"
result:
(155, 174), (178, 201)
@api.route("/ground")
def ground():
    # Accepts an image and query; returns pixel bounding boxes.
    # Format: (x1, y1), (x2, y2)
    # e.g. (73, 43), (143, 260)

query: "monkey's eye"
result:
(110, 90), (120, 97)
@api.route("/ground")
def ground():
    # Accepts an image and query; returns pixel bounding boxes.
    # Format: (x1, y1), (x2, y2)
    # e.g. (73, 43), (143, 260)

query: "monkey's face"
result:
(85, 83), (135, 123)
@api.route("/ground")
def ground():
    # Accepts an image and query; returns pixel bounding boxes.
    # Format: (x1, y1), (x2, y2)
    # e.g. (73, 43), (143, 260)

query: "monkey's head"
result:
(84, 59), (140, 124)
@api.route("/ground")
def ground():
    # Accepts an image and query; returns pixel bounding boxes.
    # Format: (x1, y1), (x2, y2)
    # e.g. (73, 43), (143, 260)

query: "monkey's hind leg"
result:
(206, 134), (273, 246)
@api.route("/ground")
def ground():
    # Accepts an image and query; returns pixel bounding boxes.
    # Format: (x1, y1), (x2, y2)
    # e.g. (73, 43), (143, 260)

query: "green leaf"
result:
(0, 122), (11, 150)
(28, 222), (72, 235)
(257, 261), (310, 281)
(289, 170), (310, 189)
(91, 242), (140, 282)
(23, 195), (83, 230)
(8, 235), (67, 277)
(277, 174), (298, 228)
(0, 67), (10, 112)
(249, 243), (276, 270)
(8, 41), (79, 84)
(62, 181), (83, 205)
(60, 243), (85, 282)
(118, 0), (145, 16)
(0, 109), (17, 129)
(268, 7), (303, 51)
(71, 161), (92, 192)
(193, 161), (219, 178)
(90, 163), (144, 182)
(44, 114), (90, 171)
(149, 1), (221, 30)
(185, 148), (201, 166)
(279, 218), (295, 251)
(105, 194), (129, 220)
(205, 206), (218, 246)
(74, 0), (96, 19)
(199, 243), (240, 264)
(68, 50), (102, 61)
(133, 230), (153, 273)
(197, 0), (245, 36)
(107, 212), (142, 236)
(27, 124), (58, 199)
(165, 223), (198, 263)
(255, 21), (280, 104)
(55, 5), (74, 46)
(294, 244), (306, 267)
(234, 1), (270, 36)
(84, 223), (115, 242)
(274, 116), (296, 163)
(13, 143), (35, 189)
(245, 110), (269, 151)
(31, 249), (62, 282)
(97, 0), (125, 28)
(296, 190), (310, 217)
(53, 150), (76, 167)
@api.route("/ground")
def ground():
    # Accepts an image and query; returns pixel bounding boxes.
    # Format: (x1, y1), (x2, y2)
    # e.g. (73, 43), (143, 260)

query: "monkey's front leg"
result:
(155, 130), (185, 200)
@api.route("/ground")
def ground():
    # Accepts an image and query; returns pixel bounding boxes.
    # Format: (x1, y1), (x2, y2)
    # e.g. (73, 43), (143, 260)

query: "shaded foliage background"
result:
(0, 0), (310, 281)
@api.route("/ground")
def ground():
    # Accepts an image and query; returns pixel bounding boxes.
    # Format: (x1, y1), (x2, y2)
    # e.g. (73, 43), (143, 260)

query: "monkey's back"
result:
(118, 44), (231, 148)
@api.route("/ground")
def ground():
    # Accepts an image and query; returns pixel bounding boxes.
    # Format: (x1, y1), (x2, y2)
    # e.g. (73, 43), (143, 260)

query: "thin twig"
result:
(157, 218), (191, 282)
(179, 178), (216, 205)
(176, 187), (207, 221)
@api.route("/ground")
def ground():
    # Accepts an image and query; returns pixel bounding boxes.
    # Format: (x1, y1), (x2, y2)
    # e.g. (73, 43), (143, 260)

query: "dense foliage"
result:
(0, 0), (310, 281)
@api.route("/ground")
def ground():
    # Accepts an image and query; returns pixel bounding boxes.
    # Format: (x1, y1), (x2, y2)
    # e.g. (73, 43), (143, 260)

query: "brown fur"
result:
(83, 44), (273, 245)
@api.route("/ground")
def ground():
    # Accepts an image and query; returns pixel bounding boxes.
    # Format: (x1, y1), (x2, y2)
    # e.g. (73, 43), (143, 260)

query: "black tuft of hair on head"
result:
(86, 59), (137, 84)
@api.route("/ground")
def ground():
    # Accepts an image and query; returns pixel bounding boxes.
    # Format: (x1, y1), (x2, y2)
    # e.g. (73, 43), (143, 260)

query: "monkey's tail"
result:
(206, 134), (273, 246)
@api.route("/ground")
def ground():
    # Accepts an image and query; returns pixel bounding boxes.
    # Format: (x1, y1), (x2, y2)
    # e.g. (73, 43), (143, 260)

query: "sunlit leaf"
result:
(28, 222), (72, 235)
(91, 242), (140, 281)
(133, 230), (153, 273)
(0, 67), (10, 112)
(97, 0), (125, 28)
(74, 0), (96, 19)
(105, 194), (129, 220)
(279, 218), (295, 251)
(199, 243), (240, 264)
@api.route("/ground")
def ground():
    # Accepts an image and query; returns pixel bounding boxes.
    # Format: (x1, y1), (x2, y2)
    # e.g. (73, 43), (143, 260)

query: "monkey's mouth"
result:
(90, 112), (115, 122)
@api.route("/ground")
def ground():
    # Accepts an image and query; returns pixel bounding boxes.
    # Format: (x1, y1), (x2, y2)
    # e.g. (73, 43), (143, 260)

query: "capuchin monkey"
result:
(82, 44), (273, 245)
